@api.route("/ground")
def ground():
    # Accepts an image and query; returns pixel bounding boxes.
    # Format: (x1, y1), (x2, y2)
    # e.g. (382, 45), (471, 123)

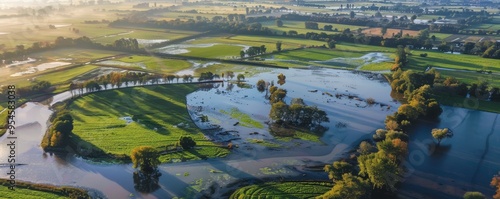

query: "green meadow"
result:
(68, 84), (229, 162)
(188, 35), (326, 52)
(182, 45), (244, 59)
(116, 55), (192, 73)
(0, 186), (67, 199)
(230, 181), (332, 199)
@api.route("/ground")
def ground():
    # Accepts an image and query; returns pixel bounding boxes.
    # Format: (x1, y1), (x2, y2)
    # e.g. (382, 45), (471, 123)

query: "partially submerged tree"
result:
(131, 146), (161, 173)
(324, 161), (354, 181)
(431, 128), (453, 145)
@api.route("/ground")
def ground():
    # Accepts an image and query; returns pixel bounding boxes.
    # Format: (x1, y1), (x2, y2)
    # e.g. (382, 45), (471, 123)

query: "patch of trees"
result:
(242, 45), (267, 57)
(320, 132), (409, 198)
(305, 21), (319, 30)
(462, 41), (500, 59)
(387, 69), (443, 131)
(267, 77), (328, 132)
(41, 111), (74, 149)
(16, 81), (53, 97)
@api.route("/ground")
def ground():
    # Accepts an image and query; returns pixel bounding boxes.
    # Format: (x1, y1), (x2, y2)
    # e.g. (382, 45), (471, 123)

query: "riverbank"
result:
(0, 178), (94, 198)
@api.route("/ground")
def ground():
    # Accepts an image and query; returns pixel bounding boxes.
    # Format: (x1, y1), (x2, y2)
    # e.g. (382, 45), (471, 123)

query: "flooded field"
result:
(0, 65), (498, 198)
(10, 61), (71, 76)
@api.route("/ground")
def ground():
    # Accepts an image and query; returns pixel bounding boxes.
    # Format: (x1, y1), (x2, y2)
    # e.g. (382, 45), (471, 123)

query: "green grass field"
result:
(182, 45), (244, 59)
(69, 84), (229, 162)
(229, 181), (332, 199)
(406, 50), (500, 87)
(0, 185), (67, 199)
(260, 20), (368, 35)
(31, 48), (120, 62)
(220, 108), (264, 129)
(116, 55), (192, 73)
(360, 62), (393, 71)
(266, 48), (366, 61)
(188, 35), (326, 52)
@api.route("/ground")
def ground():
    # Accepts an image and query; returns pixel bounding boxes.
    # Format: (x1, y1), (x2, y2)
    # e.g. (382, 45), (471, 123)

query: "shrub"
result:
(420, 53), (428, 57)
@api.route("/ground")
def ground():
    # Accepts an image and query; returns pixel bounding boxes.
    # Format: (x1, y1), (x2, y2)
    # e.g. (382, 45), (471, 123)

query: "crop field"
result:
(115, 55), (192, 73)
(230, 181), (332, 199)
(362, 28), (420, 38)
(260, 20), (368, 35)
(69, 84), (229, 162)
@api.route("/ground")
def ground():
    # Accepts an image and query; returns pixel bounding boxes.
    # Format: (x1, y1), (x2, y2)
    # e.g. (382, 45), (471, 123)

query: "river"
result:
(0, 67), (498, 199)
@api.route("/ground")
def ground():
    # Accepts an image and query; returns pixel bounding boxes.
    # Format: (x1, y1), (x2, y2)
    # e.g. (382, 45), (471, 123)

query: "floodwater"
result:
(155, 43), (250, 55)
(0, 67), (498, 199)
(10, 61), (71, 76)
(399, 106), (500, 198)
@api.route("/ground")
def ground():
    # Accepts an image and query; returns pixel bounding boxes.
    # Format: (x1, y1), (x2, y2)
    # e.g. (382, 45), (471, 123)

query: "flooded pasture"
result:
(0, 66), (498, 198)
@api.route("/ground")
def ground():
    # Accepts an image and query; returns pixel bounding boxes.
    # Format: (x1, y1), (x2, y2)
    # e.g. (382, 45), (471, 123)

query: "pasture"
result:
(115, 55), (192, 73)
(68, 84), (230, 162)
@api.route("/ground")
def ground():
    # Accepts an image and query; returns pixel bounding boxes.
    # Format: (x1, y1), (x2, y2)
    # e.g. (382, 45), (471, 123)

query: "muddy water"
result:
(0, 67), (497, 198)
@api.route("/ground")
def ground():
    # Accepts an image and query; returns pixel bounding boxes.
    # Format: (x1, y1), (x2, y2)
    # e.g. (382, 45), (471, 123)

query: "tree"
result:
(226, 71), (235, 80)
(381, 26), (388, 36)
(358, 153), (402, 190)
(131, 146), (161, 173)
(240, 50), (245, 58)
(324, 161), (354, 181)
(276, 19), (283, 27)
(328, 40), (336, 49)
(276, 41), (282, 52)
(411, 15), (417, 23)
(350, 11), (356, 19)
(431, 35), (436, 42)
(491, 174), (500, 199)
(177, 136), (196, 149)
(431, 128), (453, 145)
(358, 141), (376, 155)
(463, 192), (486, 199)
(256, 79), (266, 92)
(319, 173), (371, 199)
(237, 74), (245, 82)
